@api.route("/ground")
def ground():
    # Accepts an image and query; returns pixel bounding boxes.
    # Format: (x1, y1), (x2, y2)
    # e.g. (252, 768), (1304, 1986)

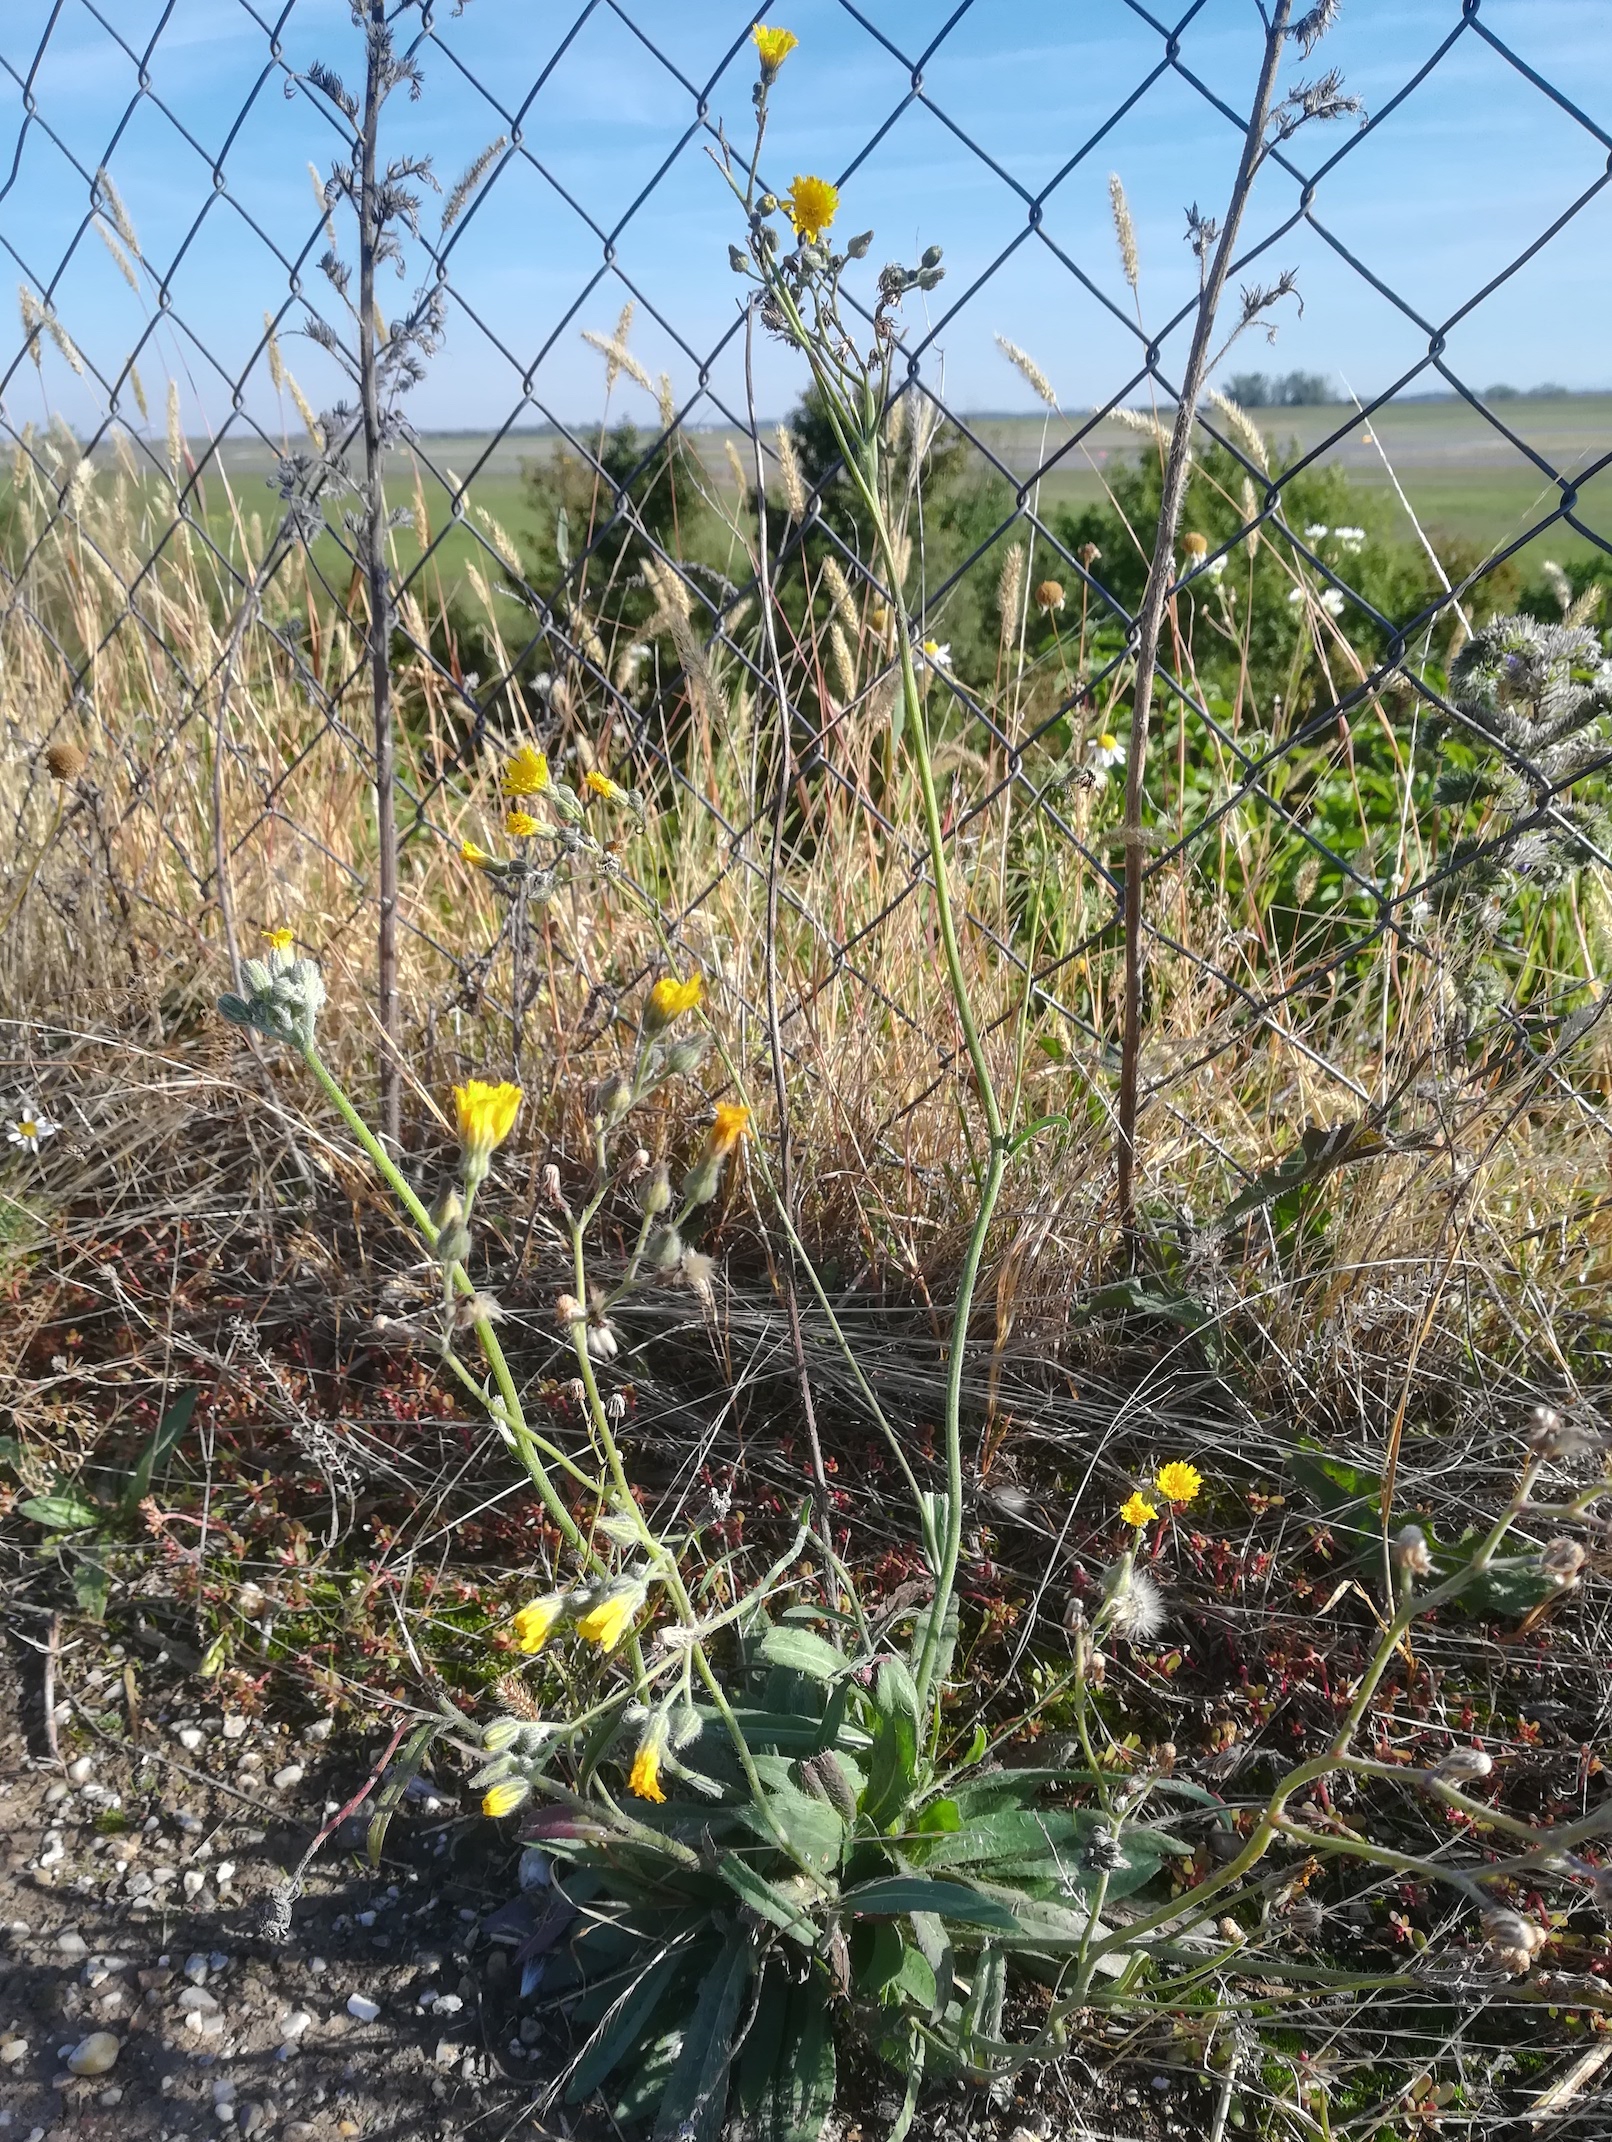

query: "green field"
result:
(126, 391), (1612, 608)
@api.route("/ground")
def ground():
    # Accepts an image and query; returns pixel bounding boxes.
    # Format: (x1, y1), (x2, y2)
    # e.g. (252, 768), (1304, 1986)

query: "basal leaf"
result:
(757, 1626), (853, 1683)
(652, 1924), (754, 2141)
(566, 1943), (687, 2103)
(841, 1877), (1020, 1932)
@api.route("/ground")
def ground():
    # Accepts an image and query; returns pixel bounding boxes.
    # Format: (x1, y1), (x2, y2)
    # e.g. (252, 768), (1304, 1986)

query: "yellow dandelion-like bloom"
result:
(501, 744), (549, 798)
(1155, 1460), (1203, 1507)
(584, 768), (627, 804)
(783, 174), (839, 245)
(706, 1102), (751, 1159)
(752, 24), (798, 76)
(461, 839), (496, 869)
(482, 1777), (530, 1818)
(511, 1593), (566, 1655)
(575, 1584), (645, 1652)
(262, 925), (295, 957)
(1120, 1491), (1158, 1528)
(505, 809), (539, 839)
(646, 972), (704, 1031)
(629, 1740), (667, 1804)
(453, 1079), (523, 1162)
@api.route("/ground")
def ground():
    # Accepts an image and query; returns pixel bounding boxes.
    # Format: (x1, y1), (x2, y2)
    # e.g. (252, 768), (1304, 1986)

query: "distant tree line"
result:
(1223, 369), (1335, 408)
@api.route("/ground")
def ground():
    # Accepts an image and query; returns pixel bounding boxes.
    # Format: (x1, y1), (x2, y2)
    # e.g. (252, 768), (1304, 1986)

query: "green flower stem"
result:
(300, 1043), (594, 1568)
(564, 1216), (819, 1879)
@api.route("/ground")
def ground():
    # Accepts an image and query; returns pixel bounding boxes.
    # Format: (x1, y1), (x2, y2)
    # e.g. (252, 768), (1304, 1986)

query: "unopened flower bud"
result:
(664, 1038), (707, 1079)
(916, 264), (945, 290)
(436, 1222), (472, 1269)
(1391, 1523), (1434, 1578)
(1540, 1537), (1586, 1587)
(593, 1071), (632, 1126)
(846, 229), (874, 259)
(1527, 1404), (1598, 1460)
(1428, 1747), (1493, 1786)
(542, 1162), (564, 1207)
(757, 193), (778, 216)
(919, 244), (943, 269)
(1285, 1894), (1324, 1938)
(650, 1226), (684, 1272)
(641, 1160), (672, 1215)
(728, 244), (749, 273)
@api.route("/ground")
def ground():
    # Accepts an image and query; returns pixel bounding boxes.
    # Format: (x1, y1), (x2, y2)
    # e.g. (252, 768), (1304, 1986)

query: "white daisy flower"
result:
(1334, 525), (1366, 551)
(1320, 588), (1346, 617)
(1204, 554), (1228, 580)
(1304, 523), (1329, 541)
(1087, 731), (1126, 781)
(1286, 586), (1305, 605)
(8, 1100), (59, 1153)
(917, 637), (952, 673)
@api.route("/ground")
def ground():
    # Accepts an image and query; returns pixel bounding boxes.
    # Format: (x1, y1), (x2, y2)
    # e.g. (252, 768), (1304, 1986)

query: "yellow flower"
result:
(453, 1079), (524, 1162)
(645, 972), (704, 1032)
(461, 839), (495, 869)
(505, 809), (539, 839)
(584, 768), (627, 804)
(262, 925), (295, 958)
(501, 744), (549, 798)
(575, 1583), (646, 1653)
(752, 24), (798, 77)
(1181, 531), (1209, 560)
(511, 1593), (566, 1655)
(706, 1102), (751, 1159)
(1120, 1492), (1158, 1528)
(629, 1739), (667, 1803)
(783, 174), (839, 245)
(482, 1777), (530, 1818)
(1156, 1460), (1203, 1507)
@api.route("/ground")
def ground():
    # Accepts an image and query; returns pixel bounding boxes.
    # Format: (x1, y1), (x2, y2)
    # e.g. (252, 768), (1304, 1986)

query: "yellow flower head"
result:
(461, 839), (496, 870)
(1155, 1460), (1203, 1507)
(752, 24), (798, 78)
(784, 174), (839, 245)
(511, 1593), (566, 1655)
(584, 768), (627, 804)
(482, 1777), (530, 1819)
(629, 1738), (667, 1804)
(1181, 531), (1209, 560)
(262, 925), (295, 958)
(505, 809), (539, 839)
(501, 744), (550, 798)
(706, 1102), (751, 1159)
(1099, 732), (1120, 754)
(1120, 1491), (1158, 1528)
(645, 972), (704, 1032)
(453, 1079), (524, 1162)
(576, 1582), (646, 1653)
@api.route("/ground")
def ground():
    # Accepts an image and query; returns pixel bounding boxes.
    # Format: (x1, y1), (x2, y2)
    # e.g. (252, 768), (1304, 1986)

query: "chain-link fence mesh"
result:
(3, 0), (1609, 1220)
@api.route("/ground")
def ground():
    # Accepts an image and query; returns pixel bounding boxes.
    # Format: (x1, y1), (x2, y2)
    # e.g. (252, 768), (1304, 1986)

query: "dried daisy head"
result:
(44, 739), (87, 782)
(1100, 1559), (1167, 1642)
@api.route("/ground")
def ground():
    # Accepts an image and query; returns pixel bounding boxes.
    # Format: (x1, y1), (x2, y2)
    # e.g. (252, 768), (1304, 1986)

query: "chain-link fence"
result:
(3, 0), (1610, 1220)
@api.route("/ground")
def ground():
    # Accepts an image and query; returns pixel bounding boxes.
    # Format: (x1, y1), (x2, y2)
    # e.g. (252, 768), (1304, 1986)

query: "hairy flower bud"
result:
(811, 1752), (860, 1823)
(641, 1160), (672, 1215)
(650, 1226), (684, 1272)
(1540, 1537), (1586, 1587)
(1480, 1906), (1546, 1975)
(1391, 1523), (1434, 1578)
(846, 228), (874, 258)
(1428, 1747), (1493, 1786)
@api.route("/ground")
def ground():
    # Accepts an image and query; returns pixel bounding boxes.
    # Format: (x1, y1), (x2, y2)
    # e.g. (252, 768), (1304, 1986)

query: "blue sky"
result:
(2, 0), (1609, 445)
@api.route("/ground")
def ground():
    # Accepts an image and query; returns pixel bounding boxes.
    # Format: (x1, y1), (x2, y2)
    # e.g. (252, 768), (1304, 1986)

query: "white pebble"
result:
(345, 1994), (380, 2023)
(177, 1729), (204, 1753)
(272, 1765), (304, 1792)
(431, 1994), (462, 2017)
(177, 1986), (220, 2015)
(184, 1953), (210, 1983)
(211, 2079), (236, 2106)
(221, 1716), (248, 1742)
(304, 1717), (333, 1742)
(278, 2010), (313, 2043)
(67, 1757), (95, 1785)
(0, 2039), (27, 2067)
(66, 2032), (121, 2077)
(55, 1930), (88, 1958)
(183, 1872), (208, 1901)
(214, 1861), (237, 1887)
